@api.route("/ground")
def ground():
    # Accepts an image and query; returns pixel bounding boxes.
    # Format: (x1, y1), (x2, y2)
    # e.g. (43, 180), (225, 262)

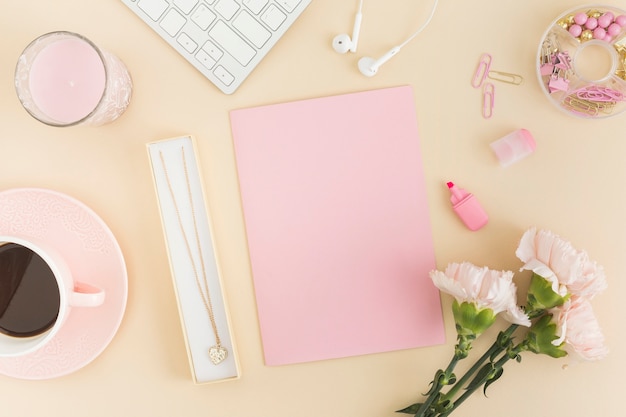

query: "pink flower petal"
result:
(552, 297), (608, 361)
(430, 262), (530, 327)
(516, 228), (606, 299)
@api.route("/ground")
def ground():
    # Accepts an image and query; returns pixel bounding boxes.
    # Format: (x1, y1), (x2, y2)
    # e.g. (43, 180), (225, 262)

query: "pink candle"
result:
(15, 32), (132, 127)
(28, 38), (106, 124)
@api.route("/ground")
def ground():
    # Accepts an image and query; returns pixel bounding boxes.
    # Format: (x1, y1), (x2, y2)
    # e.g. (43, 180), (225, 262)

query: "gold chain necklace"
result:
(159, 147), (227, 365)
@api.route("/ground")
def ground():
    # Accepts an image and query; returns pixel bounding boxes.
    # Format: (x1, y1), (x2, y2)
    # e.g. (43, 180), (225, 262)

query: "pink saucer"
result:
(0, 188), (127, 380)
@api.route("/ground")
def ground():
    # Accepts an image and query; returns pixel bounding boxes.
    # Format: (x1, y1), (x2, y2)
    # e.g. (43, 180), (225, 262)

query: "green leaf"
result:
(436, 399), (453, 412)
(496, 330), (514, 349)
(483, 367), (504, 396)
(466, 363), (493, 392)
(395, 403), (423, 414)
(446, 373), (457, 385)
(423, 370), (444, 395)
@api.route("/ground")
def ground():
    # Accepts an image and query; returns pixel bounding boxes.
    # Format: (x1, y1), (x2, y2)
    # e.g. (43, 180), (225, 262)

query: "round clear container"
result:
(536, 5), (626, 119)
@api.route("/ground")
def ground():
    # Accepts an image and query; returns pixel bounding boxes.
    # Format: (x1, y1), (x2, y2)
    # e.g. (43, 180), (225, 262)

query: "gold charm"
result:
(209, 345), (228, 365)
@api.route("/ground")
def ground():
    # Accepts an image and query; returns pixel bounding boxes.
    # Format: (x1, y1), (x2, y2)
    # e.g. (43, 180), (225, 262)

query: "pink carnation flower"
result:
(551, 297), (608, 361)
(430, 262), (530, 327)
(515, 228), (607, 299)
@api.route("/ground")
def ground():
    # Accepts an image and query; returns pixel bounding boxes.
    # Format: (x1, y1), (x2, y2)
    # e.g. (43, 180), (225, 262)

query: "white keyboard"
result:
(120, 0), (311, 94)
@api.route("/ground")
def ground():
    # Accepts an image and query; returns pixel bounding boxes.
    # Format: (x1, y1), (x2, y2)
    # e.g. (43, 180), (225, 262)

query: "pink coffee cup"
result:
(0, 235), (105, 357)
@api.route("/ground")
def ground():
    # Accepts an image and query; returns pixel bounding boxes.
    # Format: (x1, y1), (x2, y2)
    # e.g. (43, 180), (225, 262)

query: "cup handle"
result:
(70, 282), (105, 307)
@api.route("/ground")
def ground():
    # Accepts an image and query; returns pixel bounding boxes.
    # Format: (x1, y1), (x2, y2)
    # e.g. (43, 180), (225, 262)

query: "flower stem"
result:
(413, 331), (480, 417)
(439, 344), (496, 402)
(440, 335), (528, 417)
(442, 352), (513, 416)
(441, 324), (518, 403)
(413, 356), (460, 417)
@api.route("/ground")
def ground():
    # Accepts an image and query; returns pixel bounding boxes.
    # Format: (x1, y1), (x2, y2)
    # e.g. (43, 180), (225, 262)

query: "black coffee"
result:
(0, 243), (60, 337)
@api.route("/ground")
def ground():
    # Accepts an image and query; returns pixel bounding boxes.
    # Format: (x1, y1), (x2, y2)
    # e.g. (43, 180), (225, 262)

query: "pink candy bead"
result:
(598, 14), (613, 28)
(585, 17), (598, 30)
(593, 27), (607, 39)
(564, 10), (625, 42)
(574, 12), (588, 25)
(569, 24), (583, 37)
(608, 23), (622, 37)
(598, 13), (613, 28)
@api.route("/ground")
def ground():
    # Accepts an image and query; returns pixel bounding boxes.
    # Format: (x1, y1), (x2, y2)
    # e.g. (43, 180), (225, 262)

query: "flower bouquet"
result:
(397, 228), (608, 417)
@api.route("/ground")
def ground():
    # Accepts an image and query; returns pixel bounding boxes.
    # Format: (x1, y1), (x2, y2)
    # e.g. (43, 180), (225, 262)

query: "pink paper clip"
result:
(604, 88), (624, 102)
(472, 53), (492, 88)
(595, 86), (624, 102)
(575, 85), (625, 102)
(576, 87), (610, 102)
(482, 82), (495, 118)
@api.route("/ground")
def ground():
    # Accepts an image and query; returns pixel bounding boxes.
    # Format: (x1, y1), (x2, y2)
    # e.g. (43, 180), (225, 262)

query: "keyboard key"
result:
(276, 0), (301, 13)
(233, 10), (271, 48)
(215, 0), (240, 20)
(209, 20), (256, 66)
(201, 40), (224, 61)
(261, 4), (286, 31)
(173, 0), (198, 14)
(243, 0), (268, 15)
(191, 4), (217, 30)
(160, 9), (186, 36)
(196, 49), (217, 69)
(214, 65), (235, 86)
(177, 32), (198, 53)
(138, 0), (169, 21)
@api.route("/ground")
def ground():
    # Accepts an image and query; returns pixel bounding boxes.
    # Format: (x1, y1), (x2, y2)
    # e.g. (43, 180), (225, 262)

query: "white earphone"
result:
(332, 0), (364, 54)
(333, 0), (440, 77)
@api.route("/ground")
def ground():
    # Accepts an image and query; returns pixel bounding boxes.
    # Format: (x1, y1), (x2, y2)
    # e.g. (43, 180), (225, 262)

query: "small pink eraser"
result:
(447, 182), (489, 231)
(490, 129), (536, 167)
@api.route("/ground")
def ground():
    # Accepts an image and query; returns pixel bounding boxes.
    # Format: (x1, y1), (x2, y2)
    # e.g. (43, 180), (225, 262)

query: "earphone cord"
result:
(398, 0), (440, 48)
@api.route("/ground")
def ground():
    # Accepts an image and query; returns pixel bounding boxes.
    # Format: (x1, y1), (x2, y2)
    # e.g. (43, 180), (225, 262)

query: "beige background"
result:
(1, 0), (625, 416)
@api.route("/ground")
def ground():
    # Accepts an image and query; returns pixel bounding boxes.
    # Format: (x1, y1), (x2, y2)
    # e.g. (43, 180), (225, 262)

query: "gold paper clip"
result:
(482, 82), (495, 119)
(488, 70), (524, 85)
(563, 96), (599, 116)
(472, 53), (492, 88)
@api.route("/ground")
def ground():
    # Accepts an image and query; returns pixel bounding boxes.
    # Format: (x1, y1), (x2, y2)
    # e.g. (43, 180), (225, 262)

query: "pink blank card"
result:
(230, 86), (445, 366)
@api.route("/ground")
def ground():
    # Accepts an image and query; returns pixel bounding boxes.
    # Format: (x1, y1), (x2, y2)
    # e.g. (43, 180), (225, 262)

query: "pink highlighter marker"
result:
(446, 182), (489, 231)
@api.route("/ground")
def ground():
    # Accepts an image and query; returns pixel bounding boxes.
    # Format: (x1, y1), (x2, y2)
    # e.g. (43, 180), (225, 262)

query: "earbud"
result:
(332, 34), (355, 54)
(332, 7), (362, 53)
(357, 46), (401, 77)
(334, 0), (440, 77)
